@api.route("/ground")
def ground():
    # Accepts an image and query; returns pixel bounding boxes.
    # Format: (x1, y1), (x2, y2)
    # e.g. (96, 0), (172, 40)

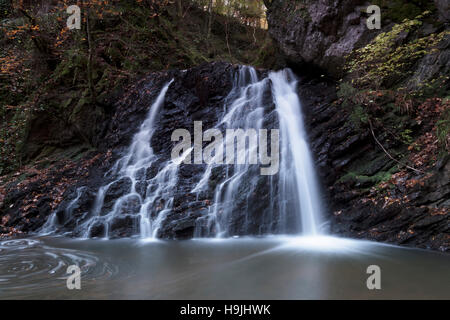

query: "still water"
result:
(0, 236), (449, 299)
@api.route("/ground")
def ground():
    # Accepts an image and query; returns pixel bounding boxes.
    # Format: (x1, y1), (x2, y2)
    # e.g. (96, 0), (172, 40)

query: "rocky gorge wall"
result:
(264, 0), (376, 77)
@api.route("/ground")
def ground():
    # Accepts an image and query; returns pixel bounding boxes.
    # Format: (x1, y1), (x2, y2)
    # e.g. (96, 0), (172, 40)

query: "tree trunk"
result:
(18, 8), (56, 69)
(206, 0), (213, 39)
(176, 0), (182, 17)
(85, 6), (96, 104)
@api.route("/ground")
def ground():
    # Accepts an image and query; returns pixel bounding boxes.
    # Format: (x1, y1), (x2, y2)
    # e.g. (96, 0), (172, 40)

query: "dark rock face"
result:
(264, 0), (381, 77)
(298, 77), (449, 252)
(68, 62), (241, 239)
(27, 62), (307, 240)
(51, 63), (449, 251)
(265, 0), (449, 82)
(435, 0), (450, 22)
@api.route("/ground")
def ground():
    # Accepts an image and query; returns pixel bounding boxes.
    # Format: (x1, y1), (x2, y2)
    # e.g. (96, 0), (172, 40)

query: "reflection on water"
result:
(0, 236), (449, 299)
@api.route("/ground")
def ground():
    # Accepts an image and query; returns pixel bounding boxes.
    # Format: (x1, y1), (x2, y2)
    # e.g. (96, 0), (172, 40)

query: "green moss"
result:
(412, 75), (450, 99)
(399, 129), (414, 145)
(436, 107), (450, 153)
(69, 92), (90, 121)
(35, 146), (58, 161)
(53, 49), (87, 85)
(372, 0), (436, 23)
(350, 105), (369, 128)
(346, 12), (448, 89)
(0, 1), (269, 176)
(337, 82), (358, 102)
(338, 168), (396, 188)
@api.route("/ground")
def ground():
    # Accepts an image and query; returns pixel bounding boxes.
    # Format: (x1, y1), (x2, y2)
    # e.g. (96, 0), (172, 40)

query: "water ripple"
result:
(0, 239), (118, 297)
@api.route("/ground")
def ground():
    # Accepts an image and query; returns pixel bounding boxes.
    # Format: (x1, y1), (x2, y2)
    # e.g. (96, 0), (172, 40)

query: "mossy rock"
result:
(372, 0), (436, 23)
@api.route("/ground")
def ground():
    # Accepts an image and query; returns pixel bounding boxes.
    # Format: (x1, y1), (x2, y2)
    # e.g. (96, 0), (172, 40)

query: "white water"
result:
(192, 67), (269, 237)
(41, 187), (86, 235)
(82, 80), (175, 238)
(43, 66), (325, 239)
(270, 69), (323, 235)
(192, 67), (323, 236)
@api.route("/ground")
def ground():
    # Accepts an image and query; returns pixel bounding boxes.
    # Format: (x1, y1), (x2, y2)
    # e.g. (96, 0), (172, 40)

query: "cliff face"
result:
(265, 0), (377, 77)
(435, 0), (450, 22)
(265, 0), (449, 78)
(1, 60), (448, 251)
(0, 59), (448, 250)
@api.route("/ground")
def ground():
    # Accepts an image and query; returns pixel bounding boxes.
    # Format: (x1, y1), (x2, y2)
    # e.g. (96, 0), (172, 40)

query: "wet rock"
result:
(89, 221), (106, 238)
(101, 177), (132, 214)
(109, 215), (139, 238)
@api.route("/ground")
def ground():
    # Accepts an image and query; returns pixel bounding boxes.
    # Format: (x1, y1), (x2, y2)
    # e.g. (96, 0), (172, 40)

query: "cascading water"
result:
(192, 67), (323, 237)
(270, 69), (323, 235)
(42, 66), (324, 239)
(44, 80), (176, 239)
(92, 79), (178, 238)
(192, 67), (269, 237)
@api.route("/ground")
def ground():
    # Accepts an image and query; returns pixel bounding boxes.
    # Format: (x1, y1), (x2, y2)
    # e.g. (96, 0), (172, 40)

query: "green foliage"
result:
(250, 36), (277, 68)
(338, 170), (394, 186)
(436, 107), (450, 152)
(0, 0), (270, 175)
(337, 82), (358, 103)
(346, 12), (448, 89)
(337, 82), (369, 128)
(411, 75), (450, 100)
(0, 106), (29, 175)
(209, 0), (266, 22)
(399, 128), (414, 145)
(349, 105), (369, 128)
(0, 0), (11, 19)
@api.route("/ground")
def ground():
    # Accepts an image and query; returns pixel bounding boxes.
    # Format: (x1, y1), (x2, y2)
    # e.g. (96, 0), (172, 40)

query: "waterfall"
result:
(270, 69), (323, 235)
(71, 80), (174, 239)
(192, 67), (268, 237)
(192, 67), (323, 237)
(42, 66), (324, 239)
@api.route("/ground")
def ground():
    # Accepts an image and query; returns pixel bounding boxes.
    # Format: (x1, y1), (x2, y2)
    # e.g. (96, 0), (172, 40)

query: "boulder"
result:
(264, 0), (381, 77)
